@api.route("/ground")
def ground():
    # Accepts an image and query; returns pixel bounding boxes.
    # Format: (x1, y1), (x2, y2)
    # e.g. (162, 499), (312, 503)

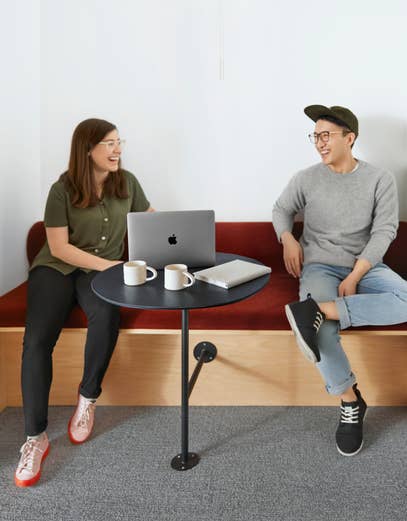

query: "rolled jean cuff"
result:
(324, 373), (356, 396)
(335, 297), (351, 330)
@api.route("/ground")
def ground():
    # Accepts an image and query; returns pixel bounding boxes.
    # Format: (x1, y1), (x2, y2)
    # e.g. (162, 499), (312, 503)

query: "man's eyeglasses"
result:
(98, 139), (126, 151)
(308, 131), (349, 144)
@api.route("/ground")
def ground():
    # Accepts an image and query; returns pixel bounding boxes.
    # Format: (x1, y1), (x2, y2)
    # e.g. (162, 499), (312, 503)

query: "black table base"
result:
(171, 311), (218, 471)
(171, 452), (200, 471)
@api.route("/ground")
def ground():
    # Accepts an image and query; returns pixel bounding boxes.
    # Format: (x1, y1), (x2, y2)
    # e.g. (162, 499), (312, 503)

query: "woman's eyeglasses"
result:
(98, 139), (126, 151)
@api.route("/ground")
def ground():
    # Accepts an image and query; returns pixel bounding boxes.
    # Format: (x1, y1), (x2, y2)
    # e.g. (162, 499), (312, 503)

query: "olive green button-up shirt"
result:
(31, 170), (150, 275)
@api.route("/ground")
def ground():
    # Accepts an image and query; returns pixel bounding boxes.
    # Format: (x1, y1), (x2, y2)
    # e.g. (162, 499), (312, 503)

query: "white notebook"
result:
(193, 260), (271, 289)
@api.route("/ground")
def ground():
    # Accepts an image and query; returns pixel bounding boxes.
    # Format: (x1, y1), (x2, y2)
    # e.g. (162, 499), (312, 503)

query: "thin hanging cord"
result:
(218, 0), (224, 80)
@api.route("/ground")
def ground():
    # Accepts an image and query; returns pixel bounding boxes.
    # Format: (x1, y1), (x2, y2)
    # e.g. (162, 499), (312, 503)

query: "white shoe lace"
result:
(340, 404), (359, 424)
(313, 311), (324, 333)
(18, 439), (46, 471)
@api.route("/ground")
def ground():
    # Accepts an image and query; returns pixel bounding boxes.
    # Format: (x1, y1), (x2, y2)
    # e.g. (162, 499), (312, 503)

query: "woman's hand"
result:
(281, 232), (304, 278)
(103, 260), (123, 270)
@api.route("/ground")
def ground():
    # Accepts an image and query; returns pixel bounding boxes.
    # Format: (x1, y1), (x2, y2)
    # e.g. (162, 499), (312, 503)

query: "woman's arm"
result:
(46, 227), (122, 271)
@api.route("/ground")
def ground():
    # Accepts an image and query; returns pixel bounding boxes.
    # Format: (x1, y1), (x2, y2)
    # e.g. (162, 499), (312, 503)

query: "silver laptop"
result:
(127, 210), (216, 269)
(194, 260), (271, 289)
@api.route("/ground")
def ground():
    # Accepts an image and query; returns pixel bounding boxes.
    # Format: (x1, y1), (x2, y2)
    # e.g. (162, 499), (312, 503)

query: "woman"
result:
(15, 118), (153, 487)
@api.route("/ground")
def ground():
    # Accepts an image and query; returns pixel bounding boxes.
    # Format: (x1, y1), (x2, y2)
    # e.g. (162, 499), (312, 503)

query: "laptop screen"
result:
(127, 210), (216, 269)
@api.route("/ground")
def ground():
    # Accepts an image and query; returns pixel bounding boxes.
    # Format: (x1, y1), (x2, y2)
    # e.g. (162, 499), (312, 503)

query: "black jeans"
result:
(22, 266), (120, 436)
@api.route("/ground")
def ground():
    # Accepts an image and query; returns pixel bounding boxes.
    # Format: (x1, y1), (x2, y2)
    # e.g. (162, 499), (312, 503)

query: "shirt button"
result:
(104, 217), (109, 222)
(101, 236), (106, 240)
(94, 248), (99, 253)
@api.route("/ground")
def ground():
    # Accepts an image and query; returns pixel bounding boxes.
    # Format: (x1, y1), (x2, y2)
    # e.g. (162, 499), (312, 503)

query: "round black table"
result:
(92, 252), (270, 470)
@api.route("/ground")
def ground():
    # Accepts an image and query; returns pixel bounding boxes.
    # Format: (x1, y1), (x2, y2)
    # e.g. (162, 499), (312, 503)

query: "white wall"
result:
(2, 0), (407, 295)
(0, 1), (41, 295)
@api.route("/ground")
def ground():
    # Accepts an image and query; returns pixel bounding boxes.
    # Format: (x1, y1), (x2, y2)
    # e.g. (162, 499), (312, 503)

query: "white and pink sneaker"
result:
(14, 432), (50, 487)
(68, 394), (96, 444)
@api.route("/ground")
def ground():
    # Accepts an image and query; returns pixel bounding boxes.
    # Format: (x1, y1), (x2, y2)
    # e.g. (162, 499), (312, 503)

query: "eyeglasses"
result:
(308, 131), (348, 144)
(98, 139), (126, 151)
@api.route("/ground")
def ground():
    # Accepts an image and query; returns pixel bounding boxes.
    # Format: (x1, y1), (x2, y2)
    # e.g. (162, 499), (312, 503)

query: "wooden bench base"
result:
(1, 328), (406, 411)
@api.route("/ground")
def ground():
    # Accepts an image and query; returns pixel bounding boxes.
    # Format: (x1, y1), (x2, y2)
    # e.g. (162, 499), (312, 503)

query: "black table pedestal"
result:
(171, 310), (218, 471)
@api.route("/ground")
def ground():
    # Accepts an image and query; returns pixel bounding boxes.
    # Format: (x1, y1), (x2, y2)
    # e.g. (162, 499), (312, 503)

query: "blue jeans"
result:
(299, 263), (407, 395)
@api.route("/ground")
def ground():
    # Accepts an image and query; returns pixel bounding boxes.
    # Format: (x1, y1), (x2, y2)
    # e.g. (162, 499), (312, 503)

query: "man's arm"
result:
(272, 173), (305, 241)
(272, 172), (306, 278)
(281, 231), (304, 278)
(339, 171), (398, 296)
(357, 172), (399, 267)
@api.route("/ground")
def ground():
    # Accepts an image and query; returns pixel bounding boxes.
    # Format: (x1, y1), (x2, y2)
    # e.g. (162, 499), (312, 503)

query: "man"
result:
(272, 105), (407, 456)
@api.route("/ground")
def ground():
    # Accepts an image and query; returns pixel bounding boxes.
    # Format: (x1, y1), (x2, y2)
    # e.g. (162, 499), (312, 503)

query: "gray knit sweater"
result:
(272, 160), (399, 268)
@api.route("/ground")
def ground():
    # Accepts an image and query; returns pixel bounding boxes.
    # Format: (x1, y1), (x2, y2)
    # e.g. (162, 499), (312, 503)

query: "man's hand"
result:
(338, 258), (372, 297)
(281, 231), (303, 278)
(338, 274), (358, 296)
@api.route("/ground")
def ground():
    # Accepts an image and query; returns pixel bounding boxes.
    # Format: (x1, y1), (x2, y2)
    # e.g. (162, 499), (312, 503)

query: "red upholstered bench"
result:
(1, 221), (406, 409)
(0, 221), (406, 332)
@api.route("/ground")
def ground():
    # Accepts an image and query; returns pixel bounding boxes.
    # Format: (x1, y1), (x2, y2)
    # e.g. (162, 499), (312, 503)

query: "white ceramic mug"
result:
(164, 264), (195, 291)
(123, 260), (157, 286)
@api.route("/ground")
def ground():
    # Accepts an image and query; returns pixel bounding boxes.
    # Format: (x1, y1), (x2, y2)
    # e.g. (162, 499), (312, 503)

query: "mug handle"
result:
(183, 271), (195, 288)
(146, 266), (158, 281)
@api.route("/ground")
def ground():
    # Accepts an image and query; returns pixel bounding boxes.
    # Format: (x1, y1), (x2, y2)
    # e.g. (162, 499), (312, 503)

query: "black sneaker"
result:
(336, 384), (367, 456)
(284, 296), (325, 363)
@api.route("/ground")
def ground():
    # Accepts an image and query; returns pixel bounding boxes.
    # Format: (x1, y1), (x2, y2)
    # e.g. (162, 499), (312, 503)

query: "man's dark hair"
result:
(317, 115), (356, 148)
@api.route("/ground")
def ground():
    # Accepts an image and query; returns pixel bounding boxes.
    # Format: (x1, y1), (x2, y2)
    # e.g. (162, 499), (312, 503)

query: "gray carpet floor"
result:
(1, 406), (407, 521)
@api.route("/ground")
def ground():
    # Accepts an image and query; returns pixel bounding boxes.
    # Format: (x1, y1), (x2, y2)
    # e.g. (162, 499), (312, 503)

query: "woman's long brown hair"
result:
(61, 118), (128, 208)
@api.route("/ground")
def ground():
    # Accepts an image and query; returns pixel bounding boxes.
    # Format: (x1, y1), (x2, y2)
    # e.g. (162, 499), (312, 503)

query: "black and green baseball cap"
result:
(304, 105), (358, 137)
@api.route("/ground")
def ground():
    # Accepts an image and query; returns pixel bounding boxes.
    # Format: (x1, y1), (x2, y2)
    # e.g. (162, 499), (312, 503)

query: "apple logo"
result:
(168, 234), (177, 245)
